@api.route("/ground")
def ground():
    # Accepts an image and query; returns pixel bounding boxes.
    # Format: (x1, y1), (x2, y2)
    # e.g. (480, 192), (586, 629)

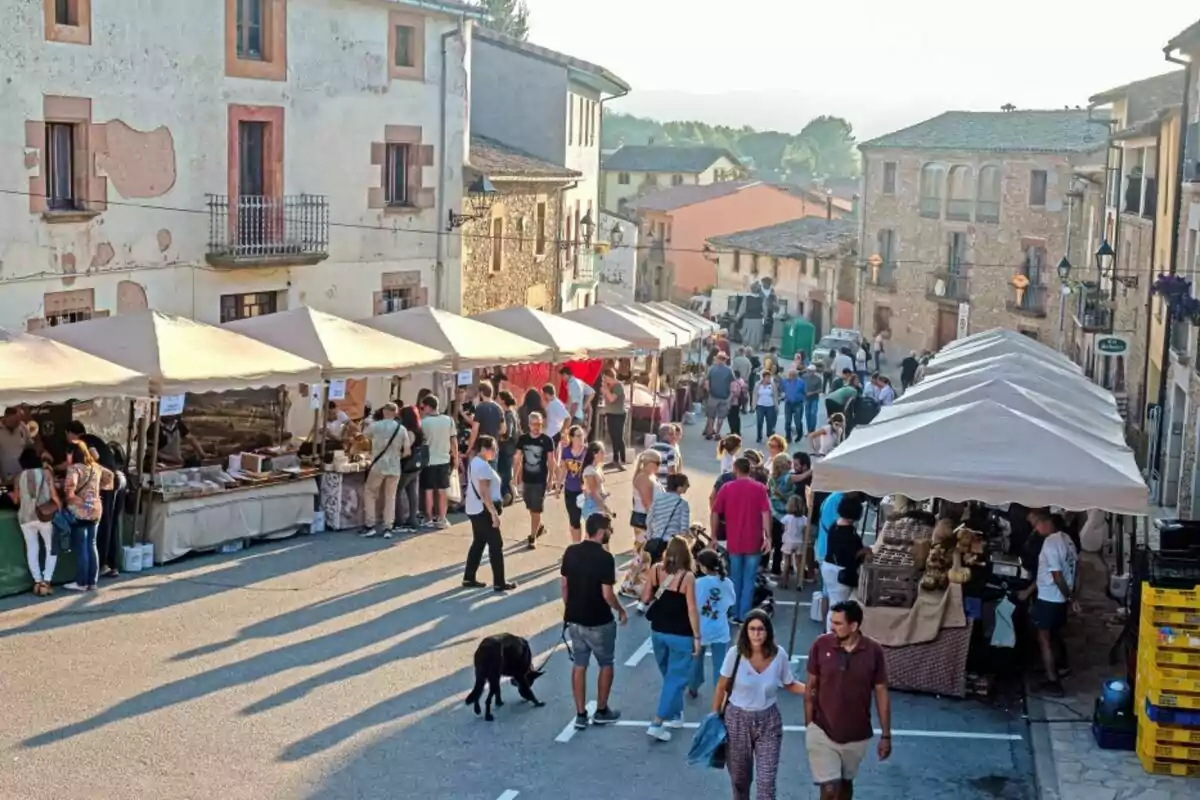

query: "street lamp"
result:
(609, 222), (624, 248)
(446, 176), (498, 230)
(1056, 256), (1072, 281)
(1095, 240), (1115, 276)
(579, 210), (596, 247)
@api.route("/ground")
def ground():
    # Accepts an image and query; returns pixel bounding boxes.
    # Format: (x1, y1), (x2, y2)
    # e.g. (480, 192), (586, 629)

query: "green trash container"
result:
(780, 317), (816, 362)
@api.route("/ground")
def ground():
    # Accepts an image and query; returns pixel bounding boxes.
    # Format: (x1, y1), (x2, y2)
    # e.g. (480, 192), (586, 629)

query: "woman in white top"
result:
(461, 435), (517, 593)
(754, 369), (780, 445)
(620, 450), (663, 599)
(14, 448), (60, 596)
(712, 609), (806, 800)
(808, 413), (845, 457)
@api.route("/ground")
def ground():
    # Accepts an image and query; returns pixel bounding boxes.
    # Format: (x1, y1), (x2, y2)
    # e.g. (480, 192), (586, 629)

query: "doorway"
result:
(936, 308), (957, 350)
(809, 300), (824, 338)
(1164, 384), (1186, 508)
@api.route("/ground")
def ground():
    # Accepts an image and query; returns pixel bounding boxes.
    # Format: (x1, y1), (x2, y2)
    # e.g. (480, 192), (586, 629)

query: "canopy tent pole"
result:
(135, 401), (161, 546)
(129, 408), (149, 542)
(787, 488), (817, 656)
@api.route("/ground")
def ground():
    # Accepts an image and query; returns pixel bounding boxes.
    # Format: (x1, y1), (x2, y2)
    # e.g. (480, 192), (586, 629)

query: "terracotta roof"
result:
(707, 217), (859, 260)
(473, 28), (630, 95)
(603, 145), (742, 173)
(1089, 70), (1186, 126)
(860, 110), (1109, 154)
(625, 181), (770, 212)
(468, 134), (581, 180)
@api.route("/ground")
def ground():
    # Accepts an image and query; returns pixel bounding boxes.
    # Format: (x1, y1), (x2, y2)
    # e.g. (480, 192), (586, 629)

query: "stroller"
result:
(689, 524), (776, 617)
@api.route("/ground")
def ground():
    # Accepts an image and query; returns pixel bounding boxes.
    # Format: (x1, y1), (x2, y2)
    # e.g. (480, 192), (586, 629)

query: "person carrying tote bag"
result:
(644, 473), (691, 564)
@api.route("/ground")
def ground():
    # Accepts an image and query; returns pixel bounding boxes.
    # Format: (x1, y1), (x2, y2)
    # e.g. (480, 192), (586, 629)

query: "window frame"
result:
(617, 172), (631, 185)
(44, 0), (90, 44)
(387, 11), (425, 81)
(384, 143), (412, 207)
(919, 163), (946, 219)
(220, 291), (280, 323)
(45, 122), (79, 211)
(882, 161), (897, 195)
(976, 165), (1001, 223)
(225, 0), (286, 81)
(535, 200), (547, 256)
(236, 0), (265, 60)
(490, 216), (505, 273)
(1029, 169), (1048, 207)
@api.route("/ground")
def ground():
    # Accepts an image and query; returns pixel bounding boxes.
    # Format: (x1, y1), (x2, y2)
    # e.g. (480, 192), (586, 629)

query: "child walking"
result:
(717, 434), (742, 475)
(779, 494), (808, 589)
(687, 549), (736, 699)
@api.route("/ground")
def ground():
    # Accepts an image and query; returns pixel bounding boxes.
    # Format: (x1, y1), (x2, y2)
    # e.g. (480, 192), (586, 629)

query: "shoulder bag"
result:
(710, 651), (743, 769)
(643, 568), (683, 623)
(29, 470), (58, 523)
(644, 495), (686, 564)
(467, 460), (501, 517)
(365, 422), (402, 479)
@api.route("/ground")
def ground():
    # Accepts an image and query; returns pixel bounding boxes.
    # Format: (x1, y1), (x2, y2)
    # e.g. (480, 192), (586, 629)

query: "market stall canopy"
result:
(561, 305), (676, 351)
(359, 306), (552, 370)
(630, 303), (708, 343)
(223, 306), (451, 380)
(645, 301), (721, 335)
(904, 362), (1118, 418)
(616, 304), (699, 346)
(925, 337), (1079, 375)
(39, 310), (323, 395)
(0, 329), (150, 406)
(813, 400), (1149, 515)
(873, 379), (1127, 447)
(940, 327), (1045, 352)
(471, 307), (635, 360)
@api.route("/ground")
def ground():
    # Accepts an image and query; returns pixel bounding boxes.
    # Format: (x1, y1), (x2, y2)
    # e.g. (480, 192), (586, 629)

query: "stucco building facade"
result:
(600, 145), (743, 213)
(0, 0), (481, 331)
(857, 110), (1108, 358)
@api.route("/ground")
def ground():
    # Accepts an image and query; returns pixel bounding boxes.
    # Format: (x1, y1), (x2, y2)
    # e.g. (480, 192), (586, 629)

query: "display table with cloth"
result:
(147, 479), (318, 564)
(319, 471), (368, 531)
(859, 583), (971, 698)
(0, 509), (80, 598)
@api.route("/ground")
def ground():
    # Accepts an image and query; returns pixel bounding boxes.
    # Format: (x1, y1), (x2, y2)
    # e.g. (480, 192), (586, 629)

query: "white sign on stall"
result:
(956, 302), (970, 340)
(309, 384), (322, 410)
(159, 394), (185, 416)
(457, 369), (473, 386)
(328, 379), (347, 400)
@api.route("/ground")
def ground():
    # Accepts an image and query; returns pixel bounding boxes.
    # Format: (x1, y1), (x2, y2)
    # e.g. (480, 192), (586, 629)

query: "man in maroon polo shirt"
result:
(805, 600), (891, 799)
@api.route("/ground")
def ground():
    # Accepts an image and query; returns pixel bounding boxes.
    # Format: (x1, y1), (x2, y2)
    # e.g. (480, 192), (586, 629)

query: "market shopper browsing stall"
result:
(1018, 509), (1079, 697)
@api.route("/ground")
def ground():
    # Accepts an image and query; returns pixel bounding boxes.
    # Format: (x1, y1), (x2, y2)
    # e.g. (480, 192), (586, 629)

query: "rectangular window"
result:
(535, 201), (547, 255)
(43, 289), (95, 327)
(567, 95), (574, 146)
(220, 291), (278, 323)
(236, 0), (264, 60)
(883, 161), (897, 195)
(948, 232), (966, 272)
(380, 286), (415, 313)
(55, 0), (75, 25)
(237, 121), (267, 195)
(771, 257), (779, 279)
(1030, 170), (1047, 206)
(385, 144), (410, 206)
(671, 174), (684, 186)
(491, 217), (504, 272)
(732, 250), (741, 273)
(1024, 245), (1044, 283)
(45, 122), (77, 210)
(750, 254), (759, 275)
(393, 24), (415, 67)
(618, 172), (630, 185)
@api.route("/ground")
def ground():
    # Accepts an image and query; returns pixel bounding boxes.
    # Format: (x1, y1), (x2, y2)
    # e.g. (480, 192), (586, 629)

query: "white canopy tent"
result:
(561, 305), (677, 351)
(902, 363), (1119, 419)
(940, 327), (1052, 352)
(919, 351), (1110, 397)
(631, 303), (708, 343)
(873, 379), (1127, 448)
(813, 400), (1150, 515)
(471, 307), (635, 361)
(359, 306), (552, 370)
(39, 310), (323, 395)
(648, 301), (721, 334)
(925, 337), (1079, 375)
(0, 329), (150, 406)
(223, 306), (451, 379)
(616, 304), (698, 347)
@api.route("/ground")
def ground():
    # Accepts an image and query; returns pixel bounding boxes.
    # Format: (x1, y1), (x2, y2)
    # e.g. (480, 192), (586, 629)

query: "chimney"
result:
(826, 190), (833, 221)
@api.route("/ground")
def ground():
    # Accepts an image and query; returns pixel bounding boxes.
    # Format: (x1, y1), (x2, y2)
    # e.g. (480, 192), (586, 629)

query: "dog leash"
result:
(535, 623), (573, 672)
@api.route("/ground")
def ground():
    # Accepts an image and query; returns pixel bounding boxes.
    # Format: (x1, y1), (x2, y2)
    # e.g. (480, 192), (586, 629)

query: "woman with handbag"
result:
(556, 426), (588, 543)
(645, 473), (691, 565)
(394, 405), (427, 533)
(619, 450), (663, 600)
(641, 537), (701, 742)
(15, 448), (60, 595)
(63, 440), (103, 592)
(822, 496), (868, 632)
(712, 608), (806, 800)
(461, 435), (517, 593)
(579, 441), (611, 523)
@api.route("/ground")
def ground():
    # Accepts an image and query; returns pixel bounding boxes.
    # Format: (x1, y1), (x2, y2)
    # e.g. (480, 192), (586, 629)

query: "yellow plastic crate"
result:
(1142, 583), (1200, 611)
(1138, 617), (1200, 653)
(1142, 606), (1200, 627)
(1141, 683), (1200, 711)
(1137, 742), (1200, 776)
(1138, 715), (1200, 748)
(1149, 648), (1200, 668)
(1138, 655), (1200, 694)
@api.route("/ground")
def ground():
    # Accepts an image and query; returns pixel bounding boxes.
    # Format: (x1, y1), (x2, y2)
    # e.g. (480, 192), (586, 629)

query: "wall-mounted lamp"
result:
(446, 176), (497, 230)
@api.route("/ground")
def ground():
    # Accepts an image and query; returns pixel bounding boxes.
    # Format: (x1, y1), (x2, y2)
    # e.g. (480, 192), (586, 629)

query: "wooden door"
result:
(936, 308), (957, 350)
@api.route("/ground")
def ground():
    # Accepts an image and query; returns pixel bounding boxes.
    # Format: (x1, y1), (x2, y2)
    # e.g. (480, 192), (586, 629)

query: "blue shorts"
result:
(569, 621), (617, 668)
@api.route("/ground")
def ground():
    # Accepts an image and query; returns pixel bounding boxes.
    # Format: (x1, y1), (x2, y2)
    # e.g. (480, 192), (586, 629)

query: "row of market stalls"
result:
(809, 327), (1149, 697)
(0, 301), (719, 597)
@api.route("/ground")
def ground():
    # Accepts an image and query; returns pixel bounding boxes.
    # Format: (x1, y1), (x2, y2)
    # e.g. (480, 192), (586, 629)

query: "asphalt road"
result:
(0, 397), (1036, 800)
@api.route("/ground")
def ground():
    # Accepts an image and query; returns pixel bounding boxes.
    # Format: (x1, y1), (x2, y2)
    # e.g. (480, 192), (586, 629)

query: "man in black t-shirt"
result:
(514, 412), (557, 549)
(468, 383), (504, 457)
(561, 513), (627, 730)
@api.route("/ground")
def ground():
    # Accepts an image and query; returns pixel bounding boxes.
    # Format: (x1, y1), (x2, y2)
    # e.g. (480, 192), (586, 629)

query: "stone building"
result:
(1, 0), (482, 330)
(857, 110), (1109, 357)
(458, 135), (579, 315)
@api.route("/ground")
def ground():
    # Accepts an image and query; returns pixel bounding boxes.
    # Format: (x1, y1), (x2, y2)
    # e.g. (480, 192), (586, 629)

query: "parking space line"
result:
(624, 637), (654, 667)
(554, 700), (595, 743)
(607, 721), (1020, 741)
(496, 791), (520, 800)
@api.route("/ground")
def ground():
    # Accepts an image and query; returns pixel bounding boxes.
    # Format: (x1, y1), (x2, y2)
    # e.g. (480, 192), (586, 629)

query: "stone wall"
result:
(461, 185), (563, 314)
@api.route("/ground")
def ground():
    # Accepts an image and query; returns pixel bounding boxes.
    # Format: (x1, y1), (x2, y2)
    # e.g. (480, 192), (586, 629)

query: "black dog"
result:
(465, 633), (545, 721)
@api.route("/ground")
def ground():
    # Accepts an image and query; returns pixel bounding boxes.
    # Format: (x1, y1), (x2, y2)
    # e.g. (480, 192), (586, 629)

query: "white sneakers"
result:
(645, 724), (672, 742)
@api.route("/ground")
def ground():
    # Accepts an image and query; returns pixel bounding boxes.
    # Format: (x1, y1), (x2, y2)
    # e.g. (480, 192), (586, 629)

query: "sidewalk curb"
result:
(1025, 693), (1061, 800)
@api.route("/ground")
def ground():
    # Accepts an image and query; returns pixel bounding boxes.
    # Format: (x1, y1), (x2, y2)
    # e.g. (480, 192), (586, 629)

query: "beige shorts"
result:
(806, 723), (870, 784)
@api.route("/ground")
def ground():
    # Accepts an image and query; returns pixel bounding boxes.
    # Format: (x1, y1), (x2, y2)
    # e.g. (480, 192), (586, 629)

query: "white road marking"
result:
(555, 700), (596, 743)
(624, 637), (654, 667)
(608, 721), (1020, 741)
(496, 792), (520, 800)
(773, 600), (811, 607)
(789, 655), (809, 663)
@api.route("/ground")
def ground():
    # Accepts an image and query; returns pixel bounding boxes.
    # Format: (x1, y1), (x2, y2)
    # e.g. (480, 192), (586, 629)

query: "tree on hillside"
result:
(477, 0), (530, 40)
(797, 116), (858, 179)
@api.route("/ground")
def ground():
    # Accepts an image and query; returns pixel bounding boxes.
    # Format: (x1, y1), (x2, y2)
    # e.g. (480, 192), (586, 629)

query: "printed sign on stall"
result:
(328, 379), (347, 400)
(159, 394), (186, 416)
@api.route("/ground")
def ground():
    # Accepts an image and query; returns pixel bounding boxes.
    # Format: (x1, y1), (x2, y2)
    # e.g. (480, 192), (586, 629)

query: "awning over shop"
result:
(813, 400), (1149, 515)
(223, 306), (451, 380)
(471, 307), (635, 361)
(616, 304), (699, 346)
(359, 306), (552, 370)
(39, 310), (323, 395)
(0, 329), (150, 406)
(925, 336), (1079, 375)
(561, 305), (677, 351)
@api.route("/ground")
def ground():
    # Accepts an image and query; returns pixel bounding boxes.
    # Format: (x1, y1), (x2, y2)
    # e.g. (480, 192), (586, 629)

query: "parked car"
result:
(812, 334), (857, 366)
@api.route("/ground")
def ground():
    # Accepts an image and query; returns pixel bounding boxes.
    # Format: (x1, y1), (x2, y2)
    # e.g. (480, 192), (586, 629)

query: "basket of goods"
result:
(858, 544), (920, 608)
(921, 524), (984, 591)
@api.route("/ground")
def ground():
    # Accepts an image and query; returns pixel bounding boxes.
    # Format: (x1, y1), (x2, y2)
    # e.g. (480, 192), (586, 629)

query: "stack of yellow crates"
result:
(1136, 582), (1200, 777)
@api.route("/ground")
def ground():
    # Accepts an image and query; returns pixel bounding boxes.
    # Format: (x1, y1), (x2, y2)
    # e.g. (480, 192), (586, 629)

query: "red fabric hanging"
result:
(560, 359), (604, 397)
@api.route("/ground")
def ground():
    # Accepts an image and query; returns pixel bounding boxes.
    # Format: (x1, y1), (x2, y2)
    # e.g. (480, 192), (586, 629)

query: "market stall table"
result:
(860, 583), (972, 697)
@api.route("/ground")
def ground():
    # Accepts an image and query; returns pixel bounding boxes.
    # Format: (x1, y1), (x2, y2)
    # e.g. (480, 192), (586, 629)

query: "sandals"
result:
(101, 568), (120, 578)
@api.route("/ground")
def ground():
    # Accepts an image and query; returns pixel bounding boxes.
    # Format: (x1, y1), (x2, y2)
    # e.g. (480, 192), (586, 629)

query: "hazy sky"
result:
(523, 0), (1198, 137)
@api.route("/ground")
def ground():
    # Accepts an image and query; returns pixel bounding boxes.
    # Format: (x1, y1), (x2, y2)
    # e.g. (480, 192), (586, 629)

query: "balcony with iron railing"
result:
(1006, 283), (1048, 317)
(1073, 284), (1112, 332)
(925, 270), (969, 303)
(206, 194), (330, 267)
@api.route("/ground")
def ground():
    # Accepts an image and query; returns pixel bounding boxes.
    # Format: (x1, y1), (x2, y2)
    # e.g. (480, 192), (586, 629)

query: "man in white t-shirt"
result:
(419, 395), (457, 529)
(361, 403), (410, 539)
(831, 348), (854, 380)
(542, 383), (570, 444)
(560, 366), (595, 429)
(1020, 509), (1078, 696)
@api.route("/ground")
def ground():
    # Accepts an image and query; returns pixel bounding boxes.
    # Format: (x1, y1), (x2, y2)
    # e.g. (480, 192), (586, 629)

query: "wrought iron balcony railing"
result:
(206, 194), (330, 267)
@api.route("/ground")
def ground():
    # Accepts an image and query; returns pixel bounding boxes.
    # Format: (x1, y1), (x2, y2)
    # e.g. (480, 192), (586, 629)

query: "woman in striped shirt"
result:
(644, 473), (692, 565)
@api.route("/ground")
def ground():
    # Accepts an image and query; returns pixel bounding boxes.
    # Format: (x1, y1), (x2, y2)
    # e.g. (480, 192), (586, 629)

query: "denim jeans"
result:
(729, 552), (761, 621)
(651, 631), (695, 721)
(783, 401), (804, 440)
(72, 520), (100, 588)
(689, 640), (729, 694)
(497, 446), (514, 500)
(804, 395), (820, 434)
(755, 405), (777, 442)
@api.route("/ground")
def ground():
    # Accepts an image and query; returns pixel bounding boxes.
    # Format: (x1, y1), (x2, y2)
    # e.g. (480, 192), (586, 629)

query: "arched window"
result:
(919, 164), (945, 219)
(977, 166), (1001, 223)
(947, 165), (975, 221)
